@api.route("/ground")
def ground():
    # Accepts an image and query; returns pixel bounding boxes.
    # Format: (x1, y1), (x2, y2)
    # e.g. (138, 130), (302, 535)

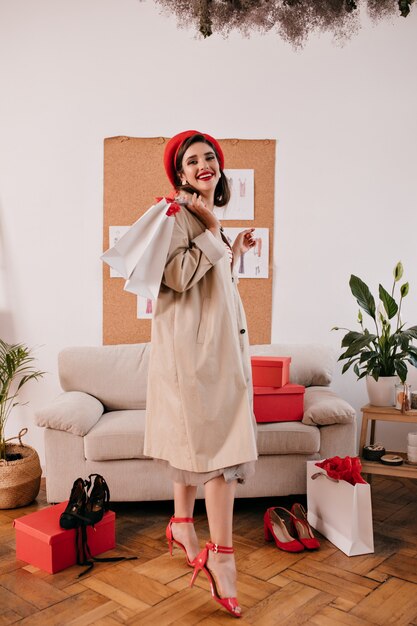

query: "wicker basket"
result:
(0, 429), (42, 509)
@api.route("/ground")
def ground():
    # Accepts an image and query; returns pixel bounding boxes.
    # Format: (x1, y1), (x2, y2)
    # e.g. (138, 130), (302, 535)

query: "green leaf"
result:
(368, 366), (381, 381)
(394, 359), (408, 383)
(406, 355), (417, 368)
(401, 335), (410, 350)
(359, 351), (378, 363)
(341, 331), (363, 348)
(5, 353), (13, 377)
(342, 334), (377, 358)
(342, 361), (353, 374)
(367, 356), (384, 374)
(17, 372), (43, 391)
(379, 284), (398, 319)
(404, 326), (417, 340)
(349, 275), (376, 319)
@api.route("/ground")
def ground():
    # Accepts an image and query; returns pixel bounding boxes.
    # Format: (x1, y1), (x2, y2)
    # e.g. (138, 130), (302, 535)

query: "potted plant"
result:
(333, 262), (417, 406)
(0, 339), (44, 508)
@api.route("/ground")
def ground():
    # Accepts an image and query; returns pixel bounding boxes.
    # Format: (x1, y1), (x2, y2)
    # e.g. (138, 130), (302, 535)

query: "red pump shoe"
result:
(166, 516), (196, 567)
(190, 542), (242, 618)
(290, 503), (320, 550)
(264, 507), (304, 552)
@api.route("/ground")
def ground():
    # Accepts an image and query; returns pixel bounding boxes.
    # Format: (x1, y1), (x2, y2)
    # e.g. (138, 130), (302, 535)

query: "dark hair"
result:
(174, 133), (230, 208)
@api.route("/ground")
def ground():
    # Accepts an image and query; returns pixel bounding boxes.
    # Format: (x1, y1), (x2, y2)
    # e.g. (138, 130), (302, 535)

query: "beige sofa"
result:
(35, 343), (357, 503)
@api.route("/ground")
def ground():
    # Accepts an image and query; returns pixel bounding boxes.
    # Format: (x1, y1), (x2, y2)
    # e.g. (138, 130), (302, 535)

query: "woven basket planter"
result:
(0, 433), (42, 509)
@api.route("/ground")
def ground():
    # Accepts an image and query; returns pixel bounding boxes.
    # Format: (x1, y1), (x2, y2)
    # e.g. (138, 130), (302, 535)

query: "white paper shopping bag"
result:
(306, 460), (374, 556)
(101, 198), (178, 300)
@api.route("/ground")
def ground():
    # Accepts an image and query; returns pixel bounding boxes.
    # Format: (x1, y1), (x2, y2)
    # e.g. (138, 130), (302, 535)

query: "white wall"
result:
(1, 0), (417, 464)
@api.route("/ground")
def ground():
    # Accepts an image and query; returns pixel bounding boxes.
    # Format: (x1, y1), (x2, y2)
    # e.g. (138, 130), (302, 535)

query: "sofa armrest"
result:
(35, 391), (104, 436)
(319, 421), (357, 458)
(302, 386), (356, 426)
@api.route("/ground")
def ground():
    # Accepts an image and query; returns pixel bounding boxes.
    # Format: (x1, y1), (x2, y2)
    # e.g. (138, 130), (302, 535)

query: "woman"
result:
(144, 130), (258, 618)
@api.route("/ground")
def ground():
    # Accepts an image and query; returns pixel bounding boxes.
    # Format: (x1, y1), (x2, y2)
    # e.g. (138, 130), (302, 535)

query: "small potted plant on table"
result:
(0, 339), (44, 508)
(333, 262), (417, 406)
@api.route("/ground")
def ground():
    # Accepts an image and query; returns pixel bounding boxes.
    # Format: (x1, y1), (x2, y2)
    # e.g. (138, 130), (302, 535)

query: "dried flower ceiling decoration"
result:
(154, 0), (414, 46)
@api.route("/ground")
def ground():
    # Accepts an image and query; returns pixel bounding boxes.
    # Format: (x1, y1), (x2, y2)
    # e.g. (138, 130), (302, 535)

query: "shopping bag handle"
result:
(311, 471), (339, 483)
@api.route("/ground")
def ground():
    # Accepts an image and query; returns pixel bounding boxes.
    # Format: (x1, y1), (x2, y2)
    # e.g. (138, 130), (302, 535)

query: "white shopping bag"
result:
(101, 198), (178, 300)
(306, 460), (374, 556)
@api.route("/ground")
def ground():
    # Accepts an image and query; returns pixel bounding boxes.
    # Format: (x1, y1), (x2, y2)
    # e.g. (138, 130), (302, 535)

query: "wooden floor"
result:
(1, 476), (417, 625)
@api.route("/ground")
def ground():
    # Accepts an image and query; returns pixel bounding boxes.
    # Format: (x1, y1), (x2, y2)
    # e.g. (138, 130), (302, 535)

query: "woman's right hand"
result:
(176, 192), (221, 232)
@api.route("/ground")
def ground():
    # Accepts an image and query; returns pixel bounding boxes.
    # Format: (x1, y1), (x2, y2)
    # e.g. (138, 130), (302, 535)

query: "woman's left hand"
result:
(232, 228), (256, 256)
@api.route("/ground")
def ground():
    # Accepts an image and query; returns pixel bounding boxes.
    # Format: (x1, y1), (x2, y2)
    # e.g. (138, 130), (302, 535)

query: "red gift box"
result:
(14, 500), (115, 574)
(251, 356), (291, 388)
(253, 383), (305, 423)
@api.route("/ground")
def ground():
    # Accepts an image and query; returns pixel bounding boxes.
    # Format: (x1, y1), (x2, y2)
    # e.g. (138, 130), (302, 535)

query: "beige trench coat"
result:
(144, 207), (258, 473)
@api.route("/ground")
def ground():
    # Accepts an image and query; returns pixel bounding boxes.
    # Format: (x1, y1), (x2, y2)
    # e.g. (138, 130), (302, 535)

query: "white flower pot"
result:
(366, 375), (398, 407)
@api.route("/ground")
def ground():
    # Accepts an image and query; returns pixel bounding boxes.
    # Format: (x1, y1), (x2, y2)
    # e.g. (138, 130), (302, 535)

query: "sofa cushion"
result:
(35, 391), (104, 436)
(250, 343), (335, 387)
(84, 411), (320, 462)
(84, 410), (149, 461)
(257, 422), (320, 455)
(302, 387), (356, 426)
(59, 343), (150, 410)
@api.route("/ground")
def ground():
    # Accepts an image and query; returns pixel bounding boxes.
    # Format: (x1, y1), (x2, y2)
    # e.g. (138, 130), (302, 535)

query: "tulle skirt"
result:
(155, 459), (256, 486)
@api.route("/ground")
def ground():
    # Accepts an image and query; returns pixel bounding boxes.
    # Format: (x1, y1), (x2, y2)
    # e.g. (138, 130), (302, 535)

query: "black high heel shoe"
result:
(84, 474), (110, 525)
(59, 478), (89, 529)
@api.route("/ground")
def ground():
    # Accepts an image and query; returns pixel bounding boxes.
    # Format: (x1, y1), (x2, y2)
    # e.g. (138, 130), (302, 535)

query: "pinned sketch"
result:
(108, 226), (130, 277)
(223, 227), (269, 279)
(137, 296), (154, 319)
(214, 169), (254, 220)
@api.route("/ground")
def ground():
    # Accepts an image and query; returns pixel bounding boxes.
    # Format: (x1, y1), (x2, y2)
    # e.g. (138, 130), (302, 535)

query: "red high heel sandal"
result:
(166, 516), (196, 567)
(290, 503), (320, 550)
(264, 507), (304, 552)
(190, 542), (242, 618)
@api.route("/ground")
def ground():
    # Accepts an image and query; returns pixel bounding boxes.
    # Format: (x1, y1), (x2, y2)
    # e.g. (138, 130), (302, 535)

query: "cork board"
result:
(103, 136), (275, 345)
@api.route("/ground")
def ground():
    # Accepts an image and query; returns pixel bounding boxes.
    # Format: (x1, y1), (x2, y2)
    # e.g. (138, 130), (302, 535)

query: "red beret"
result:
(163, 130), (225, 187)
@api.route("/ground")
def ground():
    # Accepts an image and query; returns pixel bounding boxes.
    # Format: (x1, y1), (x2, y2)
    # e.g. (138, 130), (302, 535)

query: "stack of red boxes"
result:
(251, 356), (305, 423)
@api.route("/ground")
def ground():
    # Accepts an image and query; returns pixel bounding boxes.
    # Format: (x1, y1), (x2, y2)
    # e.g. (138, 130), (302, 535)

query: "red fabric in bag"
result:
(315, 456), (367, 485)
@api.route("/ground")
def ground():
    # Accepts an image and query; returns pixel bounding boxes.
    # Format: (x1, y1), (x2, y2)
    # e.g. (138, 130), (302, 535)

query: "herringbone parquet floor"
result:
(1, 475), (417, 625)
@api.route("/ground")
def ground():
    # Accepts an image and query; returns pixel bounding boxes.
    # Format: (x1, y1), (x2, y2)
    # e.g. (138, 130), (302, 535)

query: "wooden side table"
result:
(359, 404), (417, 479)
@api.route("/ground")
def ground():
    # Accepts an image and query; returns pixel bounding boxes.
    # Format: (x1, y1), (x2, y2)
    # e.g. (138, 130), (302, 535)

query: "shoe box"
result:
(251, 356), (291, 388)
(14, 500), (115, 574)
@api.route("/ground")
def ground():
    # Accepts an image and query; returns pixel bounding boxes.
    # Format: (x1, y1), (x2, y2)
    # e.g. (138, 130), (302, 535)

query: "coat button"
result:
(240, 329), (246, 334)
